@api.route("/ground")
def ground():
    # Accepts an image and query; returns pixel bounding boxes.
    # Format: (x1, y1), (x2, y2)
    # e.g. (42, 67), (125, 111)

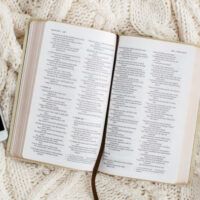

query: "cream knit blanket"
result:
(1, 0), (200, 199)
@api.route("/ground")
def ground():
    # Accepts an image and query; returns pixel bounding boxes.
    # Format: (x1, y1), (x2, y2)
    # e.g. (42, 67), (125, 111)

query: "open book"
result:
(7, 20), (200, 184)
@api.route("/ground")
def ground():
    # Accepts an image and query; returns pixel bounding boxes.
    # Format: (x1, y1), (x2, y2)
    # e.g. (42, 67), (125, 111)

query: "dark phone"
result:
(0, 116), (4, 131)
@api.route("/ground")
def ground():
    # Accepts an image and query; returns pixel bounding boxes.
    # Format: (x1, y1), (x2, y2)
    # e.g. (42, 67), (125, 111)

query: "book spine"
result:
(91, 34), (119, 200)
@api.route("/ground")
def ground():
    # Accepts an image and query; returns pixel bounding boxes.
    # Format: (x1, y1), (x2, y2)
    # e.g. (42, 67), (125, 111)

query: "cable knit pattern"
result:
(0, 0), (200, 199)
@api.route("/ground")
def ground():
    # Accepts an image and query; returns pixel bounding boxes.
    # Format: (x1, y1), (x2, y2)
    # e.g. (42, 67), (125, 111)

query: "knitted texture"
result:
(0, 0), (200, 199)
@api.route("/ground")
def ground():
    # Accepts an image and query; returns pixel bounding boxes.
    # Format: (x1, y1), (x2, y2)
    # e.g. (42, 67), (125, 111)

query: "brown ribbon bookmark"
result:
(91, 35), (119, 200)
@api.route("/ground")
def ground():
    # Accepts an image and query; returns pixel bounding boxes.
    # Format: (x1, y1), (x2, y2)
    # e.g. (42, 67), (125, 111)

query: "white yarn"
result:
(0, 0), (200, 199)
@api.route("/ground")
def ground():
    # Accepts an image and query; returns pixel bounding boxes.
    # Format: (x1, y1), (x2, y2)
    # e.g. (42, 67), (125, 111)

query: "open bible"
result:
(7, 20), (200, 184)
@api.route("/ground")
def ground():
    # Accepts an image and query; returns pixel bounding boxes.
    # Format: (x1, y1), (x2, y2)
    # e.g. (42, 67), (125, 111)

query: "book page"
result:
(100, 36), (200, 183)
(22, 21), (116, 171)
